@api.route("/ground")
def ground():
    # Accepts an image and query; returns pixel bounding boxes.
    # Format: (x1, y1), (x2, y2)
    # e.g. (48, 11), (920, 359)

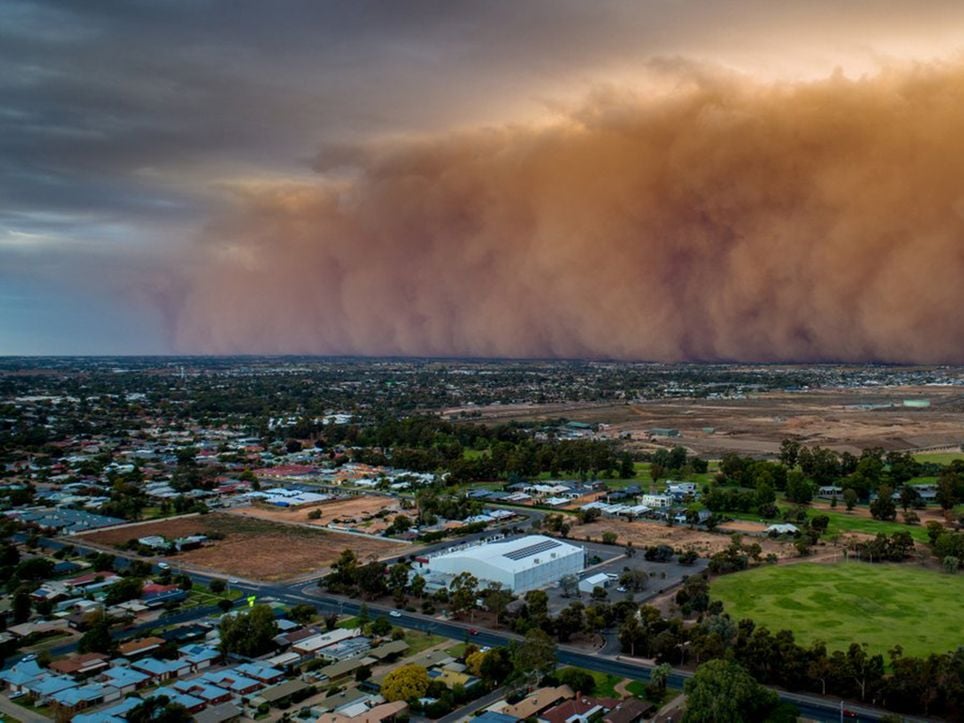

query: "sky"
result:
(3, 0), (964, 361)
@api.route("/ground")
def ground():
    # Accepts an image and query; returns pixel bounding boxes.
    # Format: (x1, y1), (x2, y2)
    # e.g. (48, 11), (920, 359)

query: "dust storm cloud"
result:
(171, 63), (964, 362)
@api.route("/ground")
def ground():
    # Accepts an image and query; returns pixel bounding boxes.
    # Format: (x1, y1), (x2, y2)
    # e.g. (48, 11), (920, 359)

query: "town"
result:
(2, 359), (964, 722)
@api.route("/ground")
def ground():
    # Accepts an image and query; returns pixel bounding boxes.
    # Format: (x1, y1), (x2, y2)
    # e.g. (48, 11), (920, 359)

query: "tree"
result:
(218, 604), (279, 657)
(619, 453), (636, 479)
(78, 613), (114, 655)
(484, 582), (513, 621)
(480, 647), (513, 685)
(843, 488), (858, 511)
(209, 579), (226, 594)
(683, 659), (778, 723)
(619, 569), (648, 592)
(11, 587), (31, 624)
(943, 556), (960, 574)
(465, 649), (487, 676)
(785, 471), (813, 505)
(601, 531), (618, 545)
(105, 576), (143, 605)
(555, 602), (585, 642)
(870, 486), (898, 521)
(650, 662), (672, 698)
(524, 589), (549, 623)
(290, 603), (316, 625)
(779, 439), (801, 468)
(513, 628), (557, 682)
(559, 574), (580, 598)
(936, 474), (958, 511)
(381, 663), (430, 702)
(449, 572), (479, 619)
(899, 484), (921, 512)
(557, 667), (596, 694)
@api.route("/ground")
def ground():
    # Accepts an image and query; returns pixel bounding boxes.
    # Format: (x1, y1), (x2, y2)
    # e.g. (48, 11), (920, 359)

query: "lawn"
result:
(558, 667), (625, 697)
(710, 562), (964, 657)
(403, 629), (446, 655)
(818, 508), (930, 543)
(729, 505), (931, 543)
(913, 451), (964, 465)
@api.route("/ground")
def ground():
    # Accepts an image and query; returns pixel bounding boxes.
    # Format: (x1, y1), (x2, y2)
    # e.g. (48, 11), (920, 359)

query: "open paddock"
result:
(575, 519), (796, 559)
(76, 513), (408, 581)
(234, 494), (403, 532)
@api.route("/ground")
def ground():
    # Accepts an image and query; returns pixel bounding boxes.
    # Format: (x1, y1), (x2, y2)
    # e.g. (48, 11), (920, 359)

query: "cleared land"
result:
(229, 494), (403, 534)
(78, 513), (407, 581)
(711, 562), (964, 657)
(448, 387), (964, 457)
(577, 519), (797, 559)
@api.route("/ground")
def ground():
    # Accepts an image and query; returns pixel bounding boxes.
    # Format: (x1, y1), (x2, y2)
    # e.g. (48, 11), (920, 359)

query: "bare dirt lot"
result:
(576, 519), (798, 559)
(230, 495), (403, 534)
(448, 386), (964, 456)
(77, 513), (408, 581)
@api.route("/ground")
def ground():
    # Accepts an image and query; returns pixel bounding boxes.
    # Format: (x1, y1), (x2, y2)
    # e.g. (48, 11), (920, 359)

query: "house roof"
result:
(101, 665), (151, 688)
(132, 657), (189, 676)
(50, 682), (115, 707)
(602, 698), (655, 723)
(259, 678), (311, 703)
(0, 659), (43, 686)
(117, 636), (164, 656)
(503, 685), (574, 719)
(194, 701), (243, 723)
(73, 695), (143, 723)
(49, 652), (109, 675)
(316, 700), (409, 723)
(541, 697), (616, 723)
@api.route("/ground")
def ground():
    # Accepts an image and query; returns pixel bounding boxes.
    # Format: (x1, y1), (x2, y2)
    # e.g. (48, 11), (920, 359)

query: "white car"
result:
(389, 610), (402, 618)
(616, 586), (627, 593)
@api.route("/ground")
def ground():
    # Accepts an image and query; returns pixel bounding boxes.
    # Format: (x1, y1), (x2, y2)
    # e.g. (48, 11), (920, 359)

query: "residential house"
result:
(601, 698), (655, 723)
(540, 696), (617, 723)
(117, 636), (165, 659)
(49, 682), (121, 716)
(100, 665), (152, 694)
(502, 686), (575, 720)
(194, 701), (243, 723)
(178, 643), (220, 672)
(131, 656), (190, 682)
(149, 687), (206, 714)
(200, 668), (262, 695)
(49, 652), (110, 678)
(171, 678), (233, 706)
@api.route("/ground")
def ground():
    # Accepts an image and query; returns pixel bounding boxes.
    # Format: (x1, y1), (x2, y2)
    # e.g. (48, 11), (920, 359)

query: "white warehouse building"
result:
(420, 535), (585, 593)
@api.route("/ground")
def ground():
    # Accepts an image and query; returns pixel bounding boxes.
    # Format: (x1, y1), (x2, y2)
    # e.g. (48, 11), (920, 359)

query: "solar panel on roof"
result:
(502, 538), (561, 561)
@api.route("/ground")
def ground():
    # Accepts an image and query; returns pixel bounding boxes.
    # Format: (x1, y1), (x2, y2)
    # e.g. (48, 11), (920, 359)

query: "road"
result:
(0, 694), (50, 723)
(12, 535), (933, 723)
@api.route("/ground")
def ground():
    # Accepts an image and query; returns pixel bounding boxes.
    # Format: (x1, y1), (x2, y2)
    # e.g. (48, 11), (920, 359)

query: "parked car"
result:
(389, 610), (402, 618)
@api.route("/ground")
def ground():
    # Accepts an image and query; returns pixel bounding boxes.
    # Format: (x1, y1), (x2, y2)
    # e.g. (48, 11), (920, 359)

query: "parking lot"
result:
(545, 541), (709, 614)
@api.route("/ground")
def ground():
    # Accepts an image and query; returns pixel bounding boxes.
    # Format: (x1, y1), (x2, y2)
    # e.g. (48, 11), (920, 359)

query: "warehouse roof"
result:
(430, 535), (582, 573)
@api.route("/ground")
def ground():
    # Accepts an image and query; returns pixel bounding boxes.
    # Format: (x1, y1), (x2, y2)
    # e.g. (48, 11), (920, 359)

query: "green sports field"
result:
(710, 562), (964, 657)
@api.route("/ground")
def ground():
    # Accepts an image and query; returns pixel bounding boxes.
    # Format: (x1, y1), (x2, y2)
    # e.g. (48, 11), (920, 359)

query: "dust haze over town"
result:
(3, 2), (964, 722)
